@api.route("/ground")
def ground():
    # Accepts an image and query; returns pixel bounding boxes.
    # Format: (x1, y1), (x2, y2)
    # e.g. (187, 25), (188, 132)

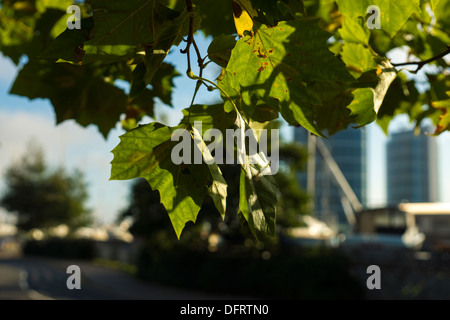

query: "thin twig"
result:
(180, 0), (194, 74)
(192, 39), (204, 69)
(391, 47), (450, 73)
(179, 0), (213, 127)
(180, 0), (194, 53)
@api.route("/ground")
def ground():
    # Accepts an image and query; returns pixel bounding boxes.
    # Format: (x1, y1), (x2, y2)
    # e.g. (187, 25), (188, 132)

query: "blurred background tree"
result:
(0, 144), (92, 232)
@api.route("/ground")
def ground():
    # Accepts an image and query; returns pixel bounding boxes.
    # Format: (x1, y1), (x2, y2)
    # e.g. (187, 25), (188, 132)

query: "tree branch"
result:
(179, 0), (209, 127)
(391, 46), (450, 73)
(180, 0), (194, 54)
(180, 0), (205, 76)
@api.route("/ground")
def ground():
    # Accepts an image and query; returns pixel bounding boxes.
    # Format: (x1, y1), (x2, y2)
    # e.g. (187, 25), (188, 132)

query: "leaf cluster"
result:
(1, 0), (449, 238)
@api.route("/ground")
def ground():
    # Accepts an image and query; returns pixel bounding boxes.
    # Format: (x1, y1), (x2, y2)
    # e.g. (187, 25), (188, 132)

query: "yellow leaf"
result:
(232, 0), (257, 37)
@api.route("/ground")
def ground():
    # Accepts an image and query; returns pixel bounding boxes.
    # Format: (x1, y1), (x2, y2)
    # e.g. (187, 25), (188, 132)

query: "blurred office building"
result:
(295, 128), (367, 230)
(386, 127), (438, 205)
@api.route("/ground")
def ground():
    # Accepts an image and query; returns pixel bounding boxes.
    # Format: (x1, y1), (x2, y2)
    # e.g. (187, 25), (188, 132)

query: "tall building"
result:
(386, 127), (438, 205)
(295, 128), (367, 228)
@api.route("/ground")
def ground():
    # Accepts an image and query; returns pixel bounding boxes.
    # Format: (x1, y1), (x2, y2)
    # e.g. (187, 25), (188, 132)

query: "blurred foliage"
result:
(136, 247), (364, 299)
(0, 144), (92, 232)
(23, 238), (96, 260)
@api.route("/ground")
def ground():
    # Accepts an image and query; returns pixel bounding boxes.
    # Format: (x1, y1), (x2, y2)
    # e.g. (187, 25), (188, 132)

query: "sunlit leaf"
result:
(336, 0), (421, 37)
(232, 0), (258, 37)
(432, 92), (450, 135)
(111, 123), (202, 238)
(111, 119), (228, 238)
(207, 34), (237, 68)
(348, 60), (397, 127)
(83, 0), (192, 64)
(225, 18), (354, 136)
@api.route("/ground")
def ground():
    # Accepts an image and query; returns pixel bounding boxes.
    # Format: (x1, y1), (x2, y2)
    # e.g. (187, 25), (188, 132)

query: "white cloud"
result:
(0, 55), (18, 86)
(0, 109), (131, 224)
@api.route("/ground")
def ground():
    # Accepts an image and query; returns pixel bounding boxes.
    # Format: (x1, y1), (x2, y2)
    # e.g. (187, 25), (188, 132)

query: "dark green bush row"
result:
(136, 248), (365, 299)
(23, 238), (96, 260)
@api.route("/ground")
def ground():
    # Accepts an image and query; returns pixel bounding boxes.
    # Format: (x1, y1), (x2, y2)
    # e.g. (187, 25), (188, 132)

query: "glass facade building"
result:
(295, 128), (367, 228)
(386, 127), (438, 205)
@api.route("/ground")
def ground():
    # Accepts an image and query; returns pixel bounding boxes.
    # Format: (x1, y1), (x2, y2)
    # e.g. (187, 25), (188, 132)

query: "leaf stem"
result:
(189, 73), (240, 114)
(180, 0), (194, 54)
(179, 0), (240, 126)
(180, 0), (195, 74)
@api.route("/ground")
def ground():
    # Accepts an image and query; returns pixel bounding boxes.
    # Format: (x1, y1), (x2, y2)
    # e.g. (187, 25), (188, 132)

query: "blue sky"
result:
(0, 67), (130, 224)
(0, 35), (448, 224)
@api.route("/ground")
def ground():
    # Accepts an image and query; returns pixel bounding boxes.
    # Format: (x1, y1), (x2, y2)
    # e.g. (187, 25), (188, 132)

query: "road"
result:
(0, 254), (247, 300)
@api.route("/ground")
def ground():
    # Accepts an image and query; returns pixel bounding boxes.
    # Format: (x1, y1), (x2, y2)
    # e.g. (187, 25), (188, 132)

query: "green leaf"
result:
(196, 0), (236, 37)
(431, 0), (442, 14)
(179, 103), (237, 216)
(217, 69), (244, 114)
(225, 18), (354, 136)
(142, 7), (200, 84)
(376, 76), (421, 134)
(207, 34), (237, 68)
(0, 8), (36, 63)
(336, 0), (421, 37)
(191, 125), (227, 218)
(341, 43), (378, 76)
(122, 61), (179, 130)
(348, 60), (397, 127)
(180, 104), (237, 133)
(130, 89), (156, 116)
(10, 60), (128, 138)
(126, 60), (178, 118)
(338, 16), (370, 45)
(83, 0), (191, 64)
(110, 123), (202, 238)
(143, 50), (168, 85)
(233, 113), (278, 239)
(251, 0), (305, 26)
(36, 0), (74, 12)
(180, 104), (278, 238)
(432, 92), (450, 135)
(129, 63), (148, 99)
(29, 8), (70, 58)
(40, 18), (94, 62)
(150, 62), (180, 106)
(84, 0), (156, 62)
(434, 0), (450, 34)
(371, 61), (398, 112)
(239, 161), (278, 239)
(347, 88), (376, 126)
(313, 81), (353, 134)
(110, 122), (227, 238)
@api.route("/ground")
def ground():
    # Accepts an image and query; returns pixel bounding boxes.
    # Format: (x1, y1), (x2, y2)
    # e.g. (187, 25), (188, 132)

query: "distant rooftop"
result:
(398, 202), (450, 215)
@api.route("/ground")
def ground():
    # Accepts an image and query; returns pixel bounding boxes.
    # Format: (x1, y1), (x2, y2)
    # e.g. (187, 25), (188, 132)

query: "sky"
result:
(0, 35), (449, 225)
(0, 67), (130, 224)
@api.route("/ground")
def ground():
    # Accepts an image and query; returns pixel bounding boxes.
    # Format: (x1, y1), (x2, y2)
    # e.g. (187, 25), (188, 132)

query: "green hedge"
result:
(23, 238), (96, 260)
(136, 248), (365, 299)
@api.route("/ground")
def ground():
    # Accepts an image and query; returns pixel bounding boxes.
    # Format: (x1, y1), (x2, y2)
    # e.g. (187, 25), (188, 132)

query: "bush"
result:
(136, 247), (365, 299)
(23, 238), (96, 260)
